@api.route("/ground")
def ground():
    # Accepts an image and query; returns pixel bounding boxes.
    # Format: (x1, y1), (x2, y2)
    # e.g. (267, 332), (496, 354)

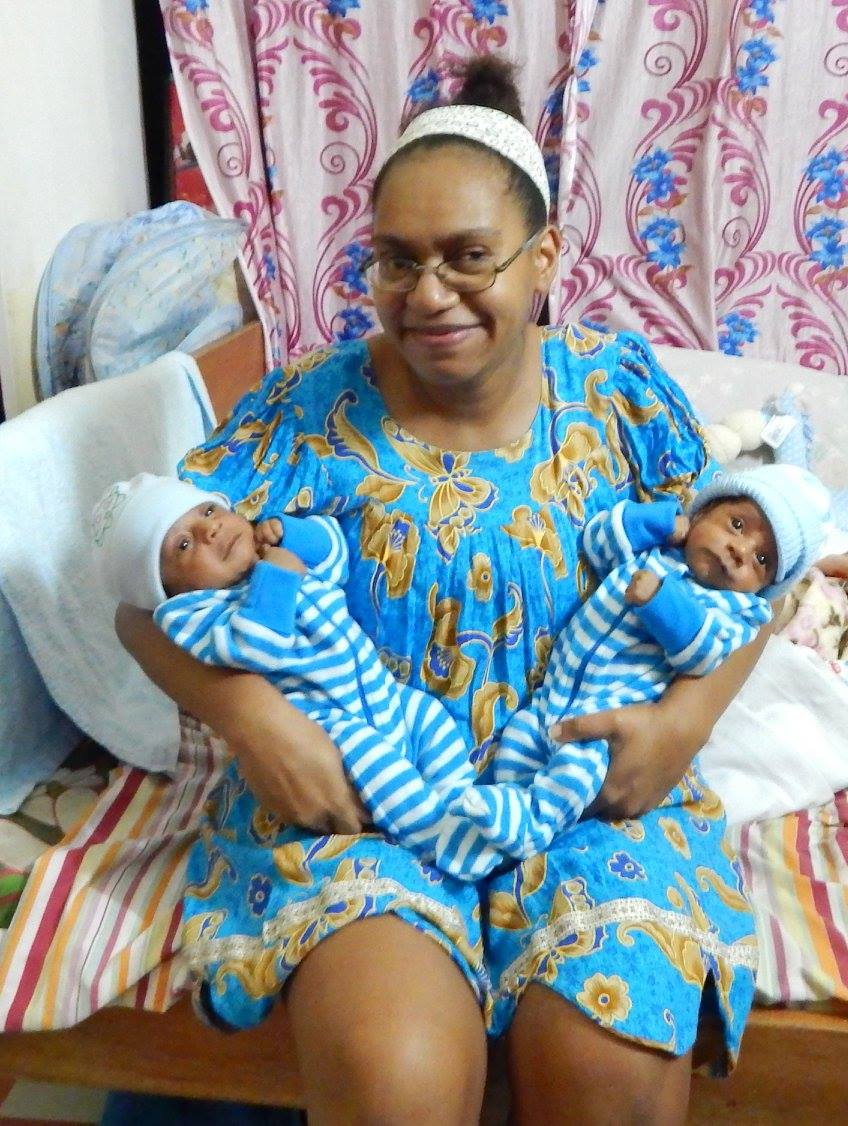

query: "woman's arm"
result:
(115, 603), (367, 834)
(550, 619), (775, 819)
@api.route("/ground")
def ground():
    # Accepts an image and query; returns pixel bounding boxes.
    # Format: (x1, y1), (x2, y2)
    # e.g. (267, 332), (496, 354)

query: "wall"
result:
(0, 1), (149, 417)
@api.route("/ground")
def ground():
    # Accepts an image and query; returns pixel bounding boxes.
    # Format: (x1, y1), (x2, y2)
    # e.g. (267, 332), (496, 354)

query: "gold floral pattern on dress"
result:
(421, 585), (476, 699)
(360, 502), (420, 599)
(301, 391), (411, 502)
(659, 816), (691, 860)
(502, 504), (566, 578)
(467, 552), (494, 602)
(249, 807), (283, 846)
(186, 848), (237, 901)
(377, 646), (412, 683)
(560, 322), (617, 356)
(577, 972), (633, 1026)
(493, 428), (534, 464)
(530, 420), (615, 520)
(609, 818), (647, 843)
(203, 413), (284, 476)
(383, 422), (497, 561)
(234, 480), (272, 521)
(265, 347), (333, 405)
(694, 867), (751, 915)
(525, 628), (554, 693)
(471, 681), (519, 768)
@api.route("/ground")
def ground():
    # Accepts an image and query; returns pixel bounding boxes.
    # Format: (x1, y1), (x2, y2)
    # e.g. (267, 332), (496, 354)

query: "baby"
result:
(91, 472), (506, 881)
(459, 464), (831, 856)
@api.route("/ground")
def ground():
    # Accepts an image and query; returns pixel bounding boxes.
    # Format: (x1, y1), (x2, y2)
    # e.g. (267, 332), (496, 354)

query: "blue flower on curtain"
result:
(576, 48), (598, 93)
(633, 148), (679, 207)
(408, 69), (441, 106)
(735, 37), (778, 95)
(718, 311), (759, 356)
(542, 84), (565, 204)
(261, 252), (277, 281)
(335, 306), (374, 342)
(747, 0), (777, 23)
(340, 242), (370, 296)
(806, 218), (847, 271)
(641, 217), (685, 269)
(805, 148), (847, 205)
(182, 0), (209, 13)
(469, 0), (508, 25)
(325, 0), (361, 19)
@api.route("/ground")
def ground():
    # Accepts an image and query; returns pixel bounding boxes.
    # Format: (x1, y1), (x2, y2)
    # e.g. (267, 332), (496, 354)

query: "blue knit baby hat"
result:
(689, 465), (831, 600)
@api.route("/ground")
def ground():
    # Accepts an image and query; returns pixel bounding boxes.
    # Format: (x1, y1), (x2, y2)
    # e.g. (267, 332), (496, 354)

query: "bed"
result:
(1, 321), (847, 1122)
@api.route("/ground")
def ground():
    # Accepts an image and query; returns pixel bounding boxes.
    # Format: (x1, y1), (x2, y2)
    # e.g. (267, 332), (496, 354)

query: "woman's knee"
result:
(507, 984), (691, 1125)
(286, 916), (487, 1123)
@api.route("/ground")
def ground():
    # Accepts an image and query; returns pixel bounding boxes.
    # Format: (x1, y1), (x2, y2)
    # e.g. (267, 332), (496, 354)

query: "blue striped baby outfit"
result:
(154, 514), (506, 879)
(461, 499), (772, 855)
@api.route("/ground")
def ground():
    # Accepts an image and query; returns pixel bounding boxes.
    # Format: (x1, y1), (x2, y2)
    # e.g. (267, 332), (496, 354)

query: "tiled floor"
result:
(0, 1076), (105, 1124)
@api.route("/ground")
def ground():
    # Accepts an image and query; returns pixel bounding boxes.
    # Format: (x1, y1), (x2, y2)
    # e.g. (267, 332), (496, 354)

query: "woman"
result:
(118, 59), (762, 1124)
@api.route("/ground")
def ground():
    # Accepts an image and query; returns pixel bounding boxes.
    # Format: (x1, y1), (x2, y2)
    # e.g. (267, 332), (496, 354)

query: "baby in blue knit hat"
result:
(92, 473), (515, 881)
(461, 464), (832, 856)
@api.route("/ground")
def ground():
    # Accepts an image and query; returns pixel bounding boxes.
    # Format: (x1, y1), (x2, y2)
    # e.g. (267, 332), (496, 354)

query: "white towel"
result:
(698, 634), (848, 825)
(0, 352), (215, 773)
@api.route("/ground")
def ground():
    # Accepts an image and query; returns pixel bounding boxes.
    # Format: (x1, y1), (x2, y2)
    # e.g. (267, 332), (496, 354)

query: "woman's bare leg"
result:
(287, 915), (487, 1125)
(507, 983), (692, 1126)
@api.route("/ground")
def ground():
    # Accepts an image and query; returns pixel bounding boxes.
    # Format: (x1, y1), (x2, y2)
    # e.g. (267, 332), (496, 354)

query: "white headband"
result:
(389, 104), (551, 212)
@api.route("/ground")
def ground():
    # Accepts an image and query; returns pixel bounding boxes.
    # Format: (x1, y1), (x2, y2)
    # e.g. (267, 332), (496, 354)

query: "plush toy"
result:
(701, 384), (811, 468)
(702, 410), (766, 463)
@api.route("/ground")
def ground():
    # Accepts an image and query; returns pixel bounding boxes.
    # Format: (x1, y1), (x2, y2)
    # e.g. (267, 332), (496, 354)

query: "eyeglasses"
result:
(362, 229), (544, 295)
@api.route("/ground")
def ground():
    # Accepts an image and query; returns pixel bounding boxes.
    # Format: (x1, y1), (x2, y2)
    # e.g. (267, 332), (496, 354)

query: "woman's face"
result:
(370, 145), (558, 391)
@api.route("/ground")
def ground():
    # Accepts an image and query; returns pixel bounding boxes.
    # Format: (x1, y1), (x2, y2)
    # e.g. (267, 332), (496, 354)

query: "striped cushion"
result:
(730, 789), (848, 1005)
(0, 717), (226, 1032)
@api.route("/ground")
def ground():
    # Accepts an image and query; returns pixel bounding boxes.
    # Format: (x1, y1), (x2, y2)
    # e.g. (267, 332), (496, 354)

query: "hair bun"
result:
(452, 57), (524, 124)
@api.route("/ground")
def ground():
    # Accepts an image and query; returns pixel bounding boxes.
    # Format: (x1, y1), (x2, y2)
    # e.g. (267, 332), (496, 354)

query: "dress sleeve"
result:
(613, 332), (718, 507)
(176, 349), (344, 519)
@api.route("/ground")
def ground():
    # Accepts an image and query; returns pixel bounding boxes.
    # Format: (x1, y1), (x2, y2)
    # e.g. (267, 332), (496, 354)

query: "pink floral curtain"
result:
(161, 0), (595, 365)
(163, 1), (848, 375)
(557, 0), (848, 373)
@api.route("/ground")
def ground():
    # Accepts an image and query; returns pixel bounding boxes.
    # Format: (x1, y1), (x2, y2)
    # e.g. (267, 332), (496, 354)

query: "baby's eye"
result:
(756, 551), (769, 568)
(730, 516), (743, 531)
(204, 504), (216, 517)
(178, 537), (191, 552)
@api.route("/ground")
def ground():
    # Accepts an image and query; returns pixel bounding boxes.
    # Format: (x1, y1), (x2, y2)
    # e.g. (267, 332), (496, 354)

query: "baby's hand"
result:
(816, 553), (848, 581)
(258, 544), (307, 574)
(625, 569), (661, 606)
(254, 518), (283, 549)
(668, 514), (690, 546)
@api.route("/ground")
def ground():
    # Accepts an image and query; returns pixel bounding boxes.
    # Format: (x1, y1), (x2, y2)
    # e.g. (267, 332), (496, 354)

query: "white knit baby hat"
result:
(91, 472), (230, 610)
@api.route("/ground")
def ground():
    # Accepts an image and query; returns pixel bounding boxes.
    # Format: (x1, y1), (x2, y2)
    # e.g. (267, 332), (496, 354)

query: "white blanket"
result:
(698, 634), (848, 826)
(0, 353), (214, 773)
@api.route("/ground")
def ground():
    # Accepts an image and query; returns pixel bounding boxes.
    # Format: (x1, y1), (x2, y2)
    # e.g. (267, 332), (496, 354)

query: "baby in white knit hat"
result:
(90, 473), (514, 881)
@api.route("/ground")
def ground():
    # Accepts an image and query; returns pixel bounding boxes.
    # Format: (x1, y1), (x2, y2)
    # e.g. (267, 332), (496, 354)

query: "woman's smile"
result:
(402, 321), (483, 349)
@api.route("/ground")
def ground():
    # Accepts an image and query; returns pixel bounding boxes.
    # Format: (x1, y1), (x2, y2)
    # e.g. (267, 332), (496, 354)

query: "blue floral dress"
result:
(179, 323), (757, 1072)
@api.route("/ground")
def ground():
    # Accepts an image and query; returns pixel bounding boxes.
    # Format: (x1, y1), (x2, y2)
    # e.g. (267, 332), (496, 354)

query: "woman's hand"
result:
(115, 602), (368, 834)
(230, 695), (369, 835)
(550, 698), (698, 819)
(549, 623), (773, 820)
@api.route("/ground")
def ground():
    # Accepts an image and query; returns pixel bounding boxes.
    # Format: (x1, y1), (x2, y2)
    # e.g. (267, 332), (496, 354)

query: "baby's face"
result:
(684, 498), (777, 594)
(160, 502), (259, 596)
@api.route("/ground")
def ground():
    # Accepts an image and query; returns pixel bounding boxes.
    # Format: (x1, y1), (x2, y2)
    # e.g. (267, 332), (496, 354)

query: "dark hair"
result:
(373, 57), (548, 233)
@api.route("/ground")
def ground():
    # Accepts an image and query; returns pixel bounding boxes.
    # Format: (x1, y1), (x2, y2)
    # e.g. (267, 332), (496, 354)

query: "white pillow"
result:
(698, 635), (848, 826)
